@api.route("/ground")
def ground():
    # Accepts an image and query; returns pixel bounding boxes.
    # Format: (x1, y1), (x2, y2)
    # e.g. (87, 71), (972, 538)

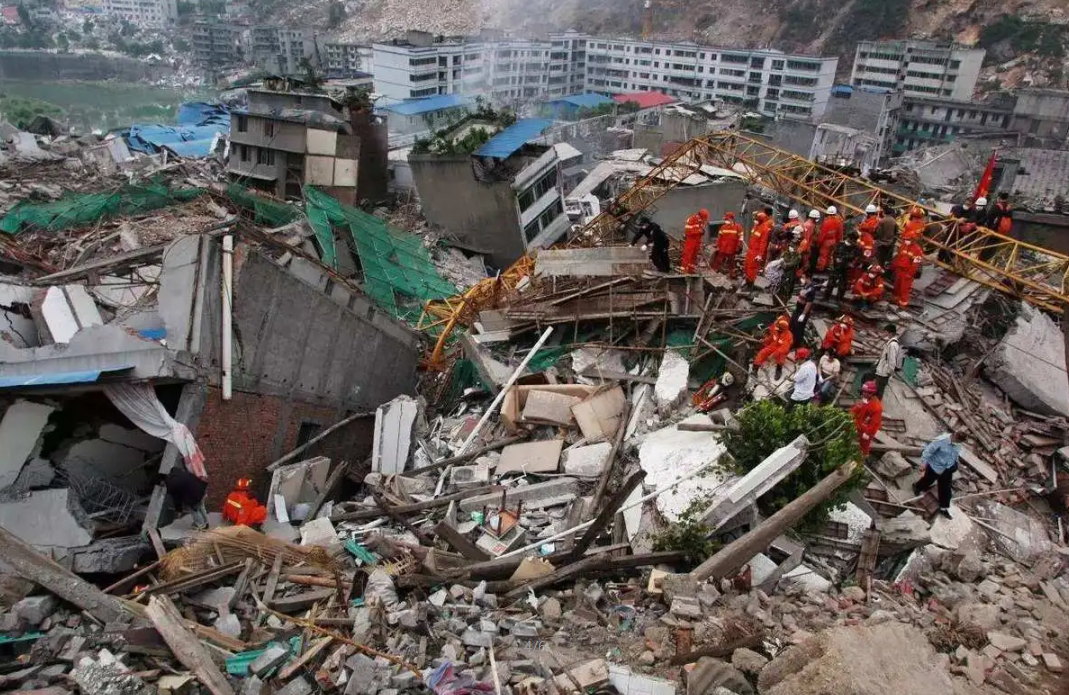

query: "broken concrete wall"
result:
(0, 489), (92, 557)
(266, 456), (330, 522)
(986, 302), (1069, 416)
(637, 415), (728, 522)
(0, 282), (40, 349)
(0, 400), (54, 492)
(648, 181), (748, 237)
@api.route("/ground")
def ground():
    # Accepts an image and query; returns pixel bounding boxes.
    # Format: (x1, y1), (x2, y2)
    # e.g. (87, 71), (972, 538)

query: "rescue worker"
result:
(815, 205), (844, 272)
(158, 467), (209, 531)
(853, 217), (877, 286)
(768, 209), (799, 261)
(873, 323), (901, 399)
(801, 208), (820, 275)
(681, 208), (708, 273)
(890, 237), (924, 308)
(711, 211), (743, 276)
(944, 197), (982, 264)
(858, 204), (880, 242)
(753, 314), (793, 380)
(744, 211), (772, 285)
(222, 478), (268, 527)
(778, 237), (802, 301)
(821, 315), (854, 357)
(853, 264), (886, 308)
(902, 206), (927, 242)
(631, 216), (671, 273)
(852, 380), (883, 457)
(824, 230), (859, 302)
(988, 192), (1014, 236)
(875, 206), (898, 269)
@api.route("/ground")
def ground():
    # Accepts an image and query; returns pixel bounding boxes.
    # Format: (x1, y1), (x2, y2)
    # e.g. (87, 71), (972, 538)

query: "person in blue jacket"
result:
(913, 431), (966, 519)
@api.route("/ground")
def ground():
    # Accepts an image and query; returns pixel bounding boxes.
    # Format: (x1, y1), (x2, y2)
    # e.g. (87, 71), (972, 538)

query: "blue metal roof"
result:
(0, 365), (134, 389)
(474, 119), (554, 159)
(545, 93), (614, 109)
(382, 94), (471, 116)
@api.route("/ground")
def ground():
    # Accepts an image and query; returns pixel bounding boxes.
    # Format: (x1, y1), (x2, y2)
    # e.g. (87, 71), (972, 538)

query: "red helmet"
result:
(861, 380), (878, 395)
(841, 315), (854, 326)
(755, 212), (769, 222)
(236, 478), (252, 491)
(909, 206), (924, 218)
(725, 211), (735, 220)
(795, 347), (811, 360)
(775, 316), (790, 329)
(699, 209), (710, 221)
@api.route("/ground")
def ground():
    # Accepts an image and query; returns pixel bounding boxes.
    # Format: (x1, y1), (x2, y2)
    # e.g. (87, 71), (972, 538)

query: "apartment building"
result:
(488, 39), (551, 104)
(548, 30), (588, 98)
(250, 26), (314, 77)
(895, 95), (1014, 154)
(100, 0), (177, 27)
(372, 31), (487, 104)
(850, 40), (985, 101)
(321, 42), (372, 80)
(191, 20), (245, 70)
(578, 35), (838, 120)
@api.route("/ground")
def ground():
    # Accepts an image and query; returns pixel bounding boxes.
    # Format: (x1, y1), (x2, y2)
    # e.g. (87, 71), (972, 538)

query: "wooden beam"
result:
(405, 435), (528, 477)
(690, 461), (859, 581)
(373, 491), (432, 544)
(270, 588), (335, 613)
(587, 402), (632, 521)
(566, 469), (645, 563)
(103, 561), (161, 595)
(129, 562), (245, 599)
(147, 528), (167, 561)
(434, 522), (491, 561)
(503, 551), (683, 600)
(332, 485), (504, 522)
(277, 636), (333, 682)
(227, 559), (255, 611)
(266, 412), (374, 472)
(0, 525), (127, 624)
(668, 633), (765, 665)
(145, 595), (235, 695)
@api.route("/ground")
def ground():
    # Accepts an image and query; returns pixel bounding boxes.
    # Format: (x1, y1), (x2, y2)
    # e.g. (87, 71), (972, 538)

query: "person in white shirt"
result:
(817, 350), (841, 404)
(874, 323), (902, 399)
(789, 347), (817, 407)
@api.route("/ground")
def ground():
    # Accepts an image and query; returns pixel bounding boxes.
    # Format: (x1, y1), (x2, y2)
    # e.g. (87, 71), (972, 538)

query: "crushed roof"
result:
(473, 118), (554, 159)
(1003, 148), (1069, 209)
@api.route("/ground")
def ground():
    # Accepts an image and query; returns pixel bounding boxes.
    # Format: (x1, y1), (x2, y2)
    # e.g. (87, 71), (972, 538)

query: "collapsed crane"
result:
(418, 132), (1069, 368)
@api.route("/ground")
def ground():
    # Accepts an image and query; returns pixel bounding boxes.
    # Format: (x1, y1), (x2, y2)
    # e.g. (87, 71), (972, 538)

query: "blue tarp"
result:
(546, 93), (614, 109)
(121, 102), (230, 159)
(0, 365), (133, 389)
(474, 118), (554, 159)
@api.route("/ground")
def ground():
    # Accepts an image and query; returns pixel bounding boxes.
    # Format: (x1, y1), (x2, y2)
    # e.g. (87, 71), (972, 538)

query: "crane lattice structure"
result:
(418, 132), (1069, 368)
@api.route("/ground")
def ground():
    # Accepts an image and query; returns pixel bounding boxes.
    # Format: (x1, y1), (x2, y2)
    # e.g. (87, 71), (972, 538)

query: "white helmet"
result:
(792, 224), (804, 238)
(788, 209), (799, 220)
(826, 205), (838, 215)
(865, 204), (878, 214)
(808, 209), (821, 219)
(975, 197), (988, 206)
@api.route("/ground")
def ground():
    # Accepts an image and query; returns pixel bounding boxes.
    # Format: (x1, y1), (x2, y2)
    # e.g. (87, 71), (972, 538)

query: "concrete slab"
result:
(654, 351), (690, 415)
(159, 512), (224, 542)
(536, 247), (649, 277)
(40, 287), (81, 344)
(371, 395), (419, 475)
(0, 401), (54, 491)
(986, 302), (1069, 416)
(497, 439), (563, 475)
(929, 504), (983, 551)
(702, 435), (808, 531)
(98, 423), (165, 453)
(0, 489), (91, 555)
(562, 441), (613, 478)
(458, 478), (580, 512)
(572, 386), (626, 440)
(266, 456), (330, 523)
(58, 439), (149, 491)
(973, 499), (1053, 564)
(637, 415), (728, 522)
(780, 564), (832, 593)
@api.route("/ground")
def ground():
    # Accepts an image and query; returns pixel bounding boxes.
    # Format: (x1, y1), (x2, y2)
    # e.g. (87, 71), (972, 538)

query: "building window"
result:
(236, 115), (248, 132)
(771, 59), (784, 71)
(295, 421), (321, 447)
(239, 144), (249, 162)
(257, 149), (275, 166)
(263, 120), (275, 137)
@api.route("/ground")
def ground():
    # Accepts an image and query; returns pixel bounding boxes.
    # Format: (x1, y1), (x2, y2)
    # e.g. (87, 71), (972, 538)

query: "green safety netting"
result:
(226, 184), (300, 228)
(0, 182), (204, 235)
(303, 187), (457, 324)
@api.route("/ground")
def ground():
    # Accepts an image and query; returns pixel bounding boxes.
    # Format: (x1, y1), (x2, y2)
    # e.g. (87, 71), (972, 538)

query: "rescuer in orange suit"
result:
(711, 211), (743, 276)
(902, 206), (927, 242)
(821, 315), (854, 357)
(744, 211), (772, 285)
(681, 208), (708, 273)
(891, 238), (924, 308)
(222, 478), (268, 526)
(852, 264), (885, 308)
(852, 380), (883, 457)
(753, 314), (794, 379)
(853, 218), (877, 286)
(816, 205), (844, 271)
(800, 209), (819, 274)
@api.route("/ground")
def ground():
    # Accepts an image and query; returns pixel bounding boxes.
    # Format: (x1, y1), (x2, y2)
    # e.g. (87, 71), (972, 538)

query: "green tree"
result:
(721, 400), (865, 532)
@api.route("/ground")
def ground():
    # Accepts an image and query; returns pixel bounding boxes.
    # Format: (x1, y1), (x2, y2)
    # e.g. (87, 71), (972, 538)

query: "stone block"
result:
(13, 595), (56, 627)
(250, 644), (290, 676)
(1042, 653), (1063, 673)
(277, 676), (313, 695)
(872, 451), (911, 479)
(561, 442), (613, 478)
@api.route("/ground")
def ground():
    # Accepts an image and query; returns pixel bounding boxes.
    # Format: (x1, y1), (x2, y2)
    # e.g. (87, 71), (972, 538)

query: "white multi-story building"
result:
(100, 0), (177, 27)
(372, 32), (487, 104)
(850, 40), (985, 101)
(373, 30), (838, 120)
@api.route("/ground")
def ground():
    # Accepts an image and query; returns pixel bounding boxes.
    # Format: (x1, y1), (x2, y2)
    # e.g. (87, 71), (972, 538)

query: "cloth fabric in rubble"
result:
(103, 383), (207, 479)
(921, 433), (961, 474)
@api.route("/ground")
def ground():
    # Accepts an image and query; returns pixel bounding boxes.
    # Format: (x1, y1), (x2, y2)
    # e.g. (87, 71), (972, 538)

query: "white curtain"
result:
(104, 383), (208, 480)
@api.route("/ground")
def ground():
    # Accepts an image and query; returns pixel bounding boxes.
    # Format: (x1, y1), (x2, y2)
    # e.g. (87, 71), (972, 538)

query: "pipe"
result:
(221, 235), (234, 401)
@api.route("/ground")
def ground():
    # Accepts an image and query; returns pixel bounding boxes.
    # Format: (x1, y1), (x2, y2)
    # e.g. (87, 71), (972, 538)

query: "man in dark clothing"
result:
(789, 275), (817, 349)
(875, 207), (897, 270)
(824, 230), (860, 302)
(778, 242), (802, 302)
(159, 467), (210, 530)
(944, 198), (984, 263)
(631, 217), (671, 273)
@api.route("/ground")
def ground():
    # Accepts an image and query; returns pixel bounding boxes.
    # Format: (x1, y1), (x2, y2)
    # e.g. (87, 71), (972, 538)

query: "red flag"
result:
(973, 149), (998, 201)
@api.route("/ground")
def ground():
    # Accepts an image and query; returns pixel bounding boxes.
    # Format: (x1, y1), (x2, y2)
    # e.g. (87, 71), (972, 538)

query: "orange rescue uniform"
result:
(821, 322), (854, 357)
(681, 213), (705, 273)
(753, 317), (793, 367)
(223, 489), (268, 526)
(902, 213), (926, 242)
(853, 272), (885, 303)
(745, 219), (772, 283)
(852, 396), (883, 456)
(816, 215), (844, 271)
(891, 240), (924, 307)
(711, 221), (743, 274)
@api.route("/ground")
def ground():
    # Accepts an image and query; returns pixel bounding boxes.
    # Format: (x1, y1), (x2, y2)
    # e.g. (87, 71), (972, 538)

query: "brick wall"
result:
(195, 386), (375, 508)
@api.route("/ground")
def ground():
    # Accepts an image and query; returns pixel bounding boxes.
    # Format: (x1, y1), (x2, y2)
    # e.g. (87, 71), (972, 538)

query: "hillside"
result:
(274, 0), (1069, 88)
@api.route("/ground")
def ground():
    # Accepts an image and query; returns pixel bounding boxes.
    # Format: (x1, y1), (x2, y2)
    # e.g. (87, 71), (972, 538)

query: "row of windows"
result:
(517, 167), (559, 212)
(234, 144), (275, 166)
(523, 199), (564, 243)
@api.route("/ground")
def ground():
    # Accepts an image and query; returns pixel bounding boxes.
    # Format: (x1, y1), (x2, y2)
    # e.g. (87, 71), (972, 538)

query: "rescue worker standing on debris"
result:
(778, 238), (802, 301)
(822, 315), (854, 357)
(853, 212), (877, 286)
(753, 314), (794, 380)
(890, 236), (924, 308)
(744, 211), (772, 285)
(631, 216), (671, 273)
(852, 380), (883, 457)
(988, 192), (1014, 236)
(875, 205), (898, 270)
(681, 208), (708, 273)
(816, 205), (844, 272)
(768, 209), (799, 261)
(857, 204), (879, 254)
(711, 212), (743, 276)
(802, 208), (820, 275)
(902, 206), (928, 242)
(913, 431), (966, 520)
(825, 230), (859, 302)
(852, 263), (885, 308)
(223, 478), (268, 527)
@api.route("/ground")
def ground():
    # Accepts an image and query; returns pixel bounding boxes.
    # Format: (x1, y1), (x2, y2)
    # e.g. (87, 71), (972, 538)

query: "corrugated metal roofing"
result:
(546, 93), (614, 109)
(382, 94), (471, 116)
(474, 118), (554, 159)
(0, 365), (133, 389)
(613, 91), (677, 109)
